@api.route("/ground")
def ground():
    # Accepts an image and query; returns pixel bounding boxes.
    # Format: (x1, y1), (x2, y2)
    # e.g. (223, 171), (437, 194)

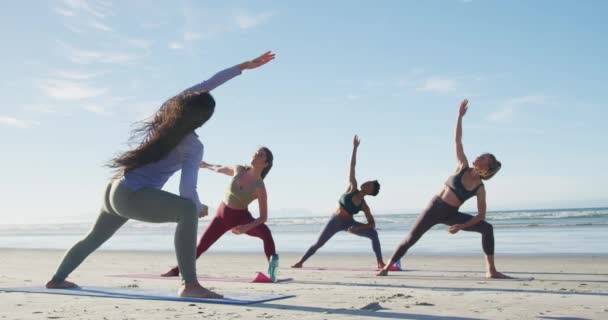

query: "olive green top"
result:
(224, 168), (263, 208)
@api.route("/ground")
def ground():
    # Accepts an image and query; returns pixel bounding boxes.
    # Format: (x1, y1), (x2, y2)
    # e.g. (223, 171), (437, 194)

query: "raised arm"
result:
(199, 161), (235, 176)
(448, 186), (487, 234)
(455, 99), (469, 169)
(182, 51), (276, 94)
(232, 184), (268, 234)
(347, 135), (360, 192)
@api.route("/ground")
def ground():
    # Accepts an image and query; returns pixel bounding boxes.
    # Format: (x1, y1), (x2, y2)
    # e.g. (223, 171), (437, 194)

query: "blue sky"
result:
(1, 0), (607, 224)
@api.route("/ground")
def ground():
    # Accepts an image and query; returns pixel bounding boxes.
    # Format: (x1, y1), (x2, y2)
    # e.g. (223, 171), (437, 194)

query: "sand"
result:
(1, 249), (607, 319)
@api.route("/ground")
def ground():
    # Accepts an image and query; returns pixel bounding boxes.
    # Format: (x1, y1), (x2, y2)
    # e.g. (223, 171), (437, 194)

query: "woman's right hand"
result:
(199, 161), (211, 169)
(198, 205), (209, 218)
(353, 135), (360, 149)
(240, 51), (276, 70)
(459, 99), (469, 117)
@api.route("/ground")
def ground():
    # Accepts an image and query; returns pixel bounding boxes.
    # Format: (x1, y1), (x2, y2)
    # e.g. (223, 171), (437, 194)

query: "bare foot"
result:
(377, 262), (386, 270)
(376, 269), (389, 276)
(486, 271), (512, 279)
(291, 262), (303, 268)
(46, 279), (78, 289)
(161, 269), (179, 277)
(179, 283), (223, 299)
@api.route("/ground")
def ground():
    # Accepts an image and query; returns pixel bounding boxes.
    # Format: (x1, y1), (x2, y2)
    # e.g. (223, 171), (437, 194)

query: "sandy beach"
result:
(1, 249), (606, 319)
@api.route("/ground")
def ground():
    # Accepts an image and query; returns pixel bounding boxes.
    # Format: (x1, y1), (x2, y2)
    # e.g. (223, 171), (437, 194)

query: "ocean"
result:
(1, 207), (606, 256)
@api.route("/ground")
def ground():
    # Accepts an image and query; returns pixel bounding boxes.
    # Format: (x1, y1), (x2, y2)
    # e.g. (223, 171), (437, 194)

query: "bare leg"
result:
(376, 258), (397, 276)
(485, 255), (511, 279)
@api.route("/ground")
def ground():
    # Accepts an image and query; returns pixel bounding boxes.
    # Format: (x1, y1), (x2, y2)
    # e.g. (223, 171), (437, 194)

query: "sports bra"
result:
(224, 169), (263, 208)
(339, 191), (363, 215)
(445, 166), (483, 202)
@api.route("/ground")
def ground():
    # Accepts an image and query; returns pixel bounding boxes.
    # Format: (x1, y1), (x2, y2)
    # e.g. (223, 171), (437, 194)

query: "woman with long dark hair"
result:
(377, 99), (509, 278)
(45, 51), (276, 298)
(291, 135), (386, 269)
(161, 147), (280, 281)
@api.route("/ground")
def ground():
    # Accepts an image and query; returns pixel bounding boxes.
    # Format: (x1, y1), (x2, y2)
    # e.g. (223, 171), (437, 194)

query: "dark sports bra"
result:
(445, 166), (484, 202)
(339, 191), (363, 215)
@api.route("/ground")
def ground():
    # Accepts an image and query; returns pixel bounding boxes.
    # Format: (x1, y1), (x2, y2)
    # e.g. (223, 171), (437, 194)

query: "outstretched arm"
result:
(455, 99), (469, 170)
(199, 161), (235, 176)
(448, 186), (487, 234)
(182, 51), (276, 94)
(347, 135), (360, 192)
(232, 184), (268, 234)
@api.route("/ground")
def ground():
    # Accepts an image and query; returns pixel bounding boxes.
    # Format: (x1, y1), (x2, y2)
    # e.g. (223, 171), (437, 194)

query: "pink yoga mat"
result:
(292, 266), (402, 272)
(107, 273), (293, 283)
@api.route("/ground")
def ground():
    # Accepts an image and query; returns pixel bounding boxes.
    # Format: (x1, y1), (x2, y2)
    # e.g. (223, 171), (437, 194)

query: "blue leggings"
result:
(300, 215), (383, 262)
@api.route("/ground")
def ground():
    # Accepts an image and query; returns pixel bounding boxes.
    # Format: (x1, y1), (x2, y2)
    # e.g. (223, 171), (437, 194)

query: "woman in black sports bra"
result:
(378, 99), (509, 278)
(292, 135), (386, 269)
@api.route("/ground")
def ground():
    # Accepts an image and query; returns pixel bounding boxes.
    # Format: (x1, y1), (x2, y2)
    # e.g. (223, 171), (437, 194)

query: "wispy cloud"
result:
(0, 116), (36, 129)
(23, 104), (65, 115)
(37, 79), (107, 100)
(126, 38), (153, 50)
(53, 70), (106, 80)
(83, 104), (112, 115)
(416, 76), (457, 95)
(53, 7), (76, 17)
(53, 0), (114, 33)
(169, 8), (276, 50)
(235, 11), (275, 30)
(56, 0), (112, 19)
(346, 93), (360, 101)
(56, 42), (140, 64)
(487, 95), (551, 122)
(89, 20), (112, 32)
(71, 49), (138, 64)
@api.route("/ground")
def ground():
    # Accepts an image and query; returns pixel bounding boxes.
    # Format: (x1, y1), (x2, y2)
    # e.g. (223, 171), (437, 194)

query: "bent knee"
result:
(482, 222), (493, 234)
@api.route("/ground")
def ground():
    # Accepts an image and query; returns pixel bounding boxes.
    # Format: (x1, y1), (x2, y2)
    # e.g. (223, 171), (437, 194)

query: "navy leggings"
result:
(390, 196), (495, 263)
(300, 215), (383, 263)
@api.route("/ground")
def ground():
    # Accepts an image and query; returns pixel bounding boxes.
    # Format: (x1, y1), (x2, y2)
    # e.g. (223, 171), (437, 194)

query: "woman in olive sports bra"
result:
(292, 135), (386, 269)
(378, 99), (509, 278)
(162, 147), (280, 281)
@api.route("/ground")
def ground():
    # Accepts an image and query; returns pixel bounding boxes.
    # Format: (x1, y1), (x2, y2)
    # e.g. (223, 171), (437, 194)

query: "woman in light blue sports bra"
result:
(292, 135), (386, 269)
(45, 52), (276, 299)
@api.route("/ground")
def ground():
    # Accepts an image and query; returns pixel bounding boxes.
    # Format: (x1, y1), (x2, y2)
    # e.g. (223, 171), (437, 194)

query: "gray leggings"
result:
(51, 180), (199, 283)
(300, 215), (383, 263)
(389, 196), (495, 263)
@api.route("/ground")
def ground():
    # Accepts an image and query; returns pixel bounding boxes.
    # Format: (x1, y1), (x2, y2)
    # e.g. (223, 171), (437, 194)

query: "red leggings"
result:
(170, 202), (276, 274)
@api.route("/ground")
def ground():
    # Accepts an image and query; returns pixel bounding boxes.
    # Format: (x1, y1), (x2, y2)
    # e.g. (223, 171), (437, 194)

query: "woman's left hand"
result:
(347, 226), (358, 233)
(448, 224), (463, 234)
(231, 225), (250, 235)
(458, 99), (469, 117)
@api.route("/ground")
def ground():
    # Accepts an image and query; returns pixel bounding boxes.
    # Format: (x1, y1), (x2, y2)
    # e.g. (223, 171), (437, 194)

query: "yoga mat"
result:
(292, 266), (403, 272)
(107, 273), (294, 283)
(0, 286), (295, 305)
